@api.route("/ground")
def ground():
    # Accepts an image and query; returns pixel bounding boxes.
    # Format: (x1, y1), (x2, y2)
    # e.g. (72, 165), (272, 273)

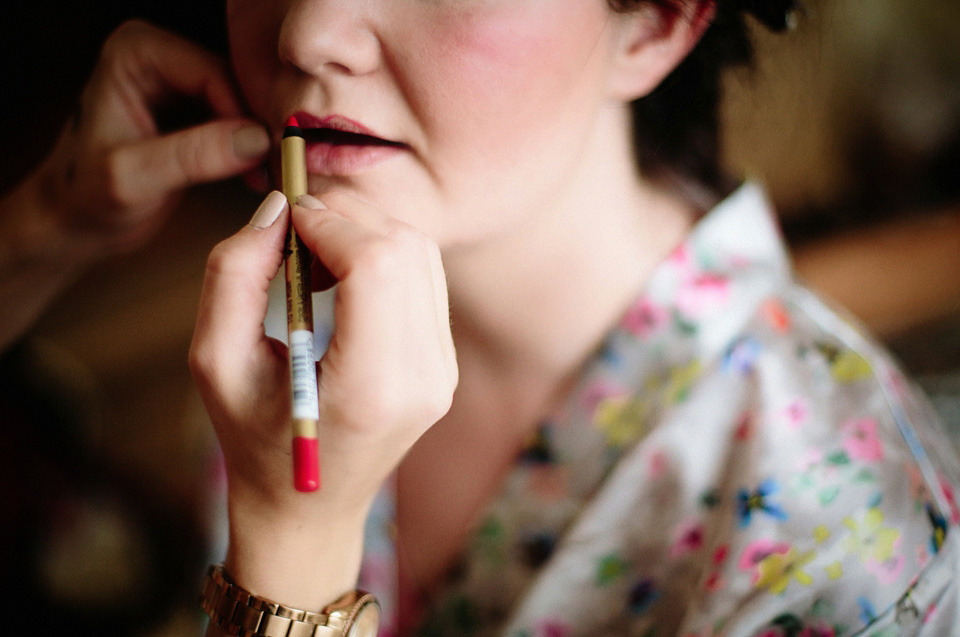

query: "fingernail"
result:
(232, 124), (270, 159)
(296, 194), (326, 210)
(249, 190), (288, 229)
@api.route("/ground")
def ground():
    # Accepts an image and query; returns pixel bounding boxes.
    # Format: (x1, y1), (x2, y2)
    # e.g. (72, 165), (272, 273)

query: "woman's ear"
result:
(607, 0), (715, 101)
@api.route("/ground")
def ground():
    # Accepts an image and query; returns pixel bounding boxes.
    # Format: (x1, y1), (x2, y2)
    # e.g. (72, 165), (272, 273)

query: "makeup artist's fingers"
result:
(34, 20), (268, 256)
(190, 191), (289, 397)
(299, 191), (395, 234)
(292, 192), (437, 280)
(295, 194), (452, 348)
(290, 196), (456, 434)
(109, 119), (269, 205)
(84, 20), (244, 144)
(114, 20), (243, 117)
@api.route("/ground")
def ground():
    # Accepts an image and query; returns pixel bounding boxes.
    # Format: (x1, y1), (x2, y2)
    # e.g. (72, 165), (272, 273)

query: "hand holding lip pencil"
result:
(281, 115), (321, 492)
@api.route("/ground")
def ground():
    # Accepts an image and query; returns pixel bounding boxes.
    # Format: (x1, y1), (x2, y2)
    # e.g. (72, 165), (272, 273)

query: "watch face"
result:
(346, 600), (381, 637)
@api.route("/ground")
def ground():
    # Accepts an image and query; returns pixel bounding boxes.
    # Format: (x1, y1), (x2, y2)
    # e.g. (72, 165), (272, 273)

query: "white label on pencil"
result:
(289, 329), (320, 421)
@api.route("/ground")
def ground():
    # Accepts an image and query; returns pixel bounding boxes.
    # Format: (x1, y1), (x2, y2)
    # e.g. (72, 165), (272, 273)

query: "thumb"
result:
(113, 119), (270, 205)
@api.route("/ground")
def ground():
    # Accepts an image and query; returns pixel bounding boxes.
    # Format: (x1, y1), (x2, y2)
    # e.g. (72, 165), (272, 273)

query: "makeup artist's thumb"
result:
(117, 120), (270, 204)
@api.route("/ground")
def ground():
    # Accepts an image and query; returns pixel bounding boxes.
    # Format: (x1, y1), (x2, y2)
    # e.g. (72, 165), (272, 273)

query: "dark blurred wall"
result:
(722, 0), (960, 238)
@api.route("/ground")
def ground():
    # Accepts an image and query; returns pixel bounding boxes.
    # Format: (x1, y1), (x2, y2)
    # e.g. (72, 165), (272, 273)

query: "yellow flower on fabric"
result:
(813, 525), (831, 544)
(593, 396), (650, 447)
(830, 349), (872, 383)
(595, 553), (631, 585)
(826, 562), (843, 579)
(842, 508), (900, 564)
(754, 548), (816, 594)
(665, 360), (701, 404)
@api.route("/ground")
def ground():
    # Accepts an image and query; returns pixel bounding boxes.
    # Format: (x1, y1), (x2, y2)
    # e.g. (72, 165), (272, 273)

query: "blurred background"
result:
(0, 1), (958, 635)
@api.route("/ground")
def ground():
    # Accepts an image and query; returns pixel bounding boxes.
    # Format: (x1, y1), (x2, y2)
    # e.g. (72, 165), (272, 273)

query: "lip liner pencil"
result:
(281, 115), (321, 492)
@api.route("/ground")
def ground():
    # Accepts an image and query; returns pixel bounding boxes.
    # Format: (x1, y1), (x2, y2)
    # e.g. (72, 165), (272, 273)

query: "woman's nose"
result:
(278, 0), (382, 77)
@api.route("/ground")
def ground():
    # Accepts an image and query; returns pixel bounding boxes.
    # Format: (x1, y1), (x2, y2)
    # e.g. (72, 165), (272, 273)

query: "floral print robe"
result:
(304, 183), (960, 636)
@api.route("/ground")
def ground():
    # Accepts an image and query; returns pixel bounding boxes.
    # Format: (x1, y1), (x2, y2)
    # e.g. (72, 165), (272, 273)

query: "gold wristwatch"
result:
(201, 564), (380, 637)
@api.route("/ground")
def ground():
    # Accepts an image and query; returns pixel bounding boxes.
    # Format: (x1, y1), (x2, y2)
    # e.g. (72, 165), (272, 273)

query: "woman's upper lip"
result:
(289, 111), (400, 144)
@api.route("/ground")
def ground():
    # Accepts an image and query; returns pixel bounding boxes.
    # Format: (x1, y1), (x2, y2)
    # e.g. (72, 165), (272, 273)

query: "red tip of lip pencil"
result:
(293, 436), (320, 492)
(286, 115), (300, 128)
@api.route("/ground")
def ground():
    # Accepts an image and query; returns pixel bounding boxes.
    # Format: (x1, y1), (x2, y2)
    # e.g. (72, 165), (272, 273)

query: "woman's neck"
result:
(442, 108), (699, 392)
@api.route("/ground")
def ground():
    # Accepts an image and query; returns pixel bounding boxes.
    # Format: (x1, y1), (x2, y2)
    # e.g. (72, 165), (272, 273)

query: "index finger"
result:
(191, 191), (290, 385)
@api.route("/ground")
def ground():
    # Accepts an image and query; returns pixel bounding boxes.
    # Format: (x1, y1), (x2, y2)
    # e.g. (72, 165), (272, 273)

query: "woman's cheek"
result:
(420, 5), (609, 155)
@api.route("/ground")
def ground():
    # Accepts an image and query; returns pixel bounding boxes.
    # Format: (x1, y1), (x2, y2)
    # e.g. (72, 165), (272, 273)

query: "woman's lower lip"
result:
(304, 141), (404, 175)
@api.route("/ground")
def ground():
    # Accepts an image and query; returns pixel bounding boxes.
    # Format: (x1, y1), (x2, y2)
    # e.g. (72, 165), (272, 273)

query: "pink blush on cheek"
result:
(432, 3), (610, 89)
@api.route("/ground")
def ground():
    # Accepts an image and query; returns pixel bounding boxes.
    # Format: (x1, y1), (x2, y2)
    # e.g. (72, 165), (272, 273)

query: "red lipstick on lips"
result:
(291, 112), (406, 176)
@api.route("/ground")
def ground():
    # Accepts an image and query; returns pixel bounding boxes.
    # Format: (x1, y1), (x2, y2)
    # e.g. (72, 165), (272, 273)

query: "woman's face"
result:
(228, 0), (627, 248)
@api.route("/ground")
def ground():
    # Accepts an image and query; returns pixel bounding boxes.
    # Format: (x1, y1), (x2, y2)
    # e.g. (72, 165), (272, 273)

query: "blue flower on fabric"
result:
(628, 578), (660, 615)
(927, 503), (947, 554)
(723, 336), (763, 374)
(857, 596), (878, 625)
(737, 479), (789, 527)
(597, 339), (623, 368)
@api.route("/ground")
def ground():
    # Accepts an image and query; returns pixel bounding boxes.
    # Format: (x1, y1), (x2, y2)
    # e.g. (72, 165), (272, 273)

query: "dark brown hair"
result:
(610, 0), (800, 198)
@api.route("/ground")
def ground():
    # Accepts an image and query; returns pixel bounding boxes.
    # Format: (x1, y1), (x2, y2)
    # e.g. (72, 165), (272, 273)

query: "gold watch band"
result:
(200, 564), (380, 637)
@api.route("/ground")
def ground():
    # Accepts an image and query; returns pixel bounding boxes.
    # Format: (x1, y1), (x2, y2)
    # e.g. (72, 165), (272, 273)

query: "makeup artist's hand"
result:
(0, 20), (269, 351)
(37, 20), (269, 254)
(189, 190), (457, 610)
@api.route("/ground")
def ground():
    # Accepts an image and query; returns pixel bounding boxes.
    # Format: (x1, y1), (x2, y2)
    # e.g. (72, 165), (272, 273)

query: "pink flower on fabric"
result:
(864, 525), (905, 587)
(799, 623), (839, 637)
(702, 546), (729, 592)
(622, 298), (669, 338)
(739, 538), (790, 572)
(676, 273), (731, 317)
(866, 553), (905, 585)
(668, 243), (693, 268)
(581, 381), (624, 412)
(646, 449), (669, 479)
(704, 570), (726, 592)
(535, 621), (572, 637)
(917, 544), (931, 568)
(669, 520), (705, 558)
(799, 447), (825, 470)
(780, 399), (809, 430)
(841, 418), (884, 462)
(735, 411), (754, 441)
(939, 475), (960, 524)
(762, 298), (792, 333)
(713, 545), (729, 565)
(907, 465), (932, 504)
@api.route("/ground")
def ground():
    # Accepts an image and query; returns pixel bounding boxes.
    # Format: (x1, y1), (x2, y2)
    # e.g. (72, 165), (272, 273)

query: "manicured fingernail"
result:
(296, 194), (326, 210)
(249, 190), (288, 229)
(232, 124), (270, 159)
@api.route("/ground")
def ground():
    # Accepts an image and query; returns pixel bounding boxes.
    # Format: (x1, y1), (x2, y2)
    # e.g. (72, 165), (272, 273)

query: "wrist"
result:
(202, 564), (380, 637)
(225, 489), (373, 611)
(0, 166), (102, 274)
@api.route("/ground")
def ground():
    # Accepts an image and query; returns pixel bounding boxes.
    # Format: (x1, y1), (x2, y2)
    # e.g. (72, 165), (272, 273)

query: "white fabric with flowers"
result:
(351, 183), (960, 636)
